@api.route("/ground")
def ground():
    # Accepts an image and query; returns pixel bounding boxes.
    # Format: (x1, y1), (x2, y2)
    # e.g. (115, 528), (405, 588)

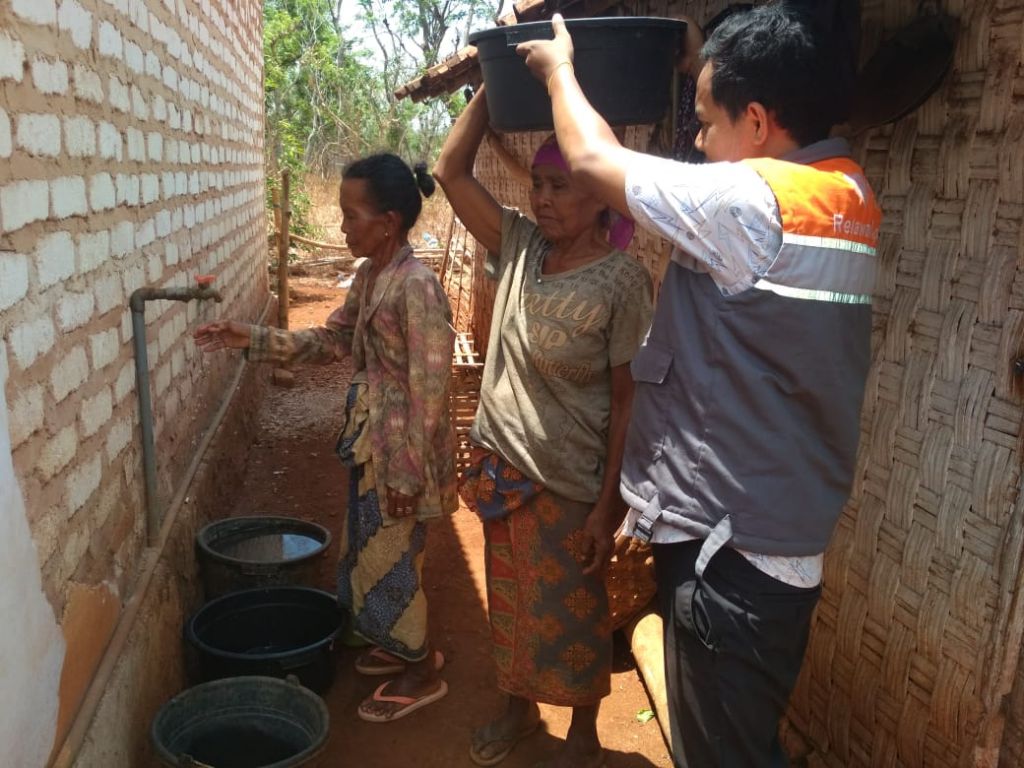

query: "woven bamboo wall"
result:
(784, 2), (1024, 766)
(463, 0), (1024, 764)
(1002, 638), (1024, 767)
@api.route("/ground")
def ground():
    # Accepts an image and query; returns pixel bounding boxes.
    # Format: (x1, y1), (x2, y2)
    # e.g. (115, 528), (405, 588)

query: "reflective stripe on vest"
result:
(745, 156), (881, 304)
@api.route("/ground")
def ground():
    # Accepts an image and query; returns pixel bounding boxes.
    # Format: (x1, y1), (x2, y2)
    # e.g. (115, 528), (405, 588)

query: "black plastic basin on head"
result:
(152, 676), (329, 768)
(197, 516), (332, 599)
(186, 587), (343, 694)
(469, 17), (687, 132)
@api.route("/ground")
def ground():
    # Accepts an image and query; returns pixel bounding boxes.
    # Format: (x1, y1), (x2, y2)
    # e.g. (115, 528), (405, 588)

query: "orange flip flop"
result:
(357, 680), (449, 723)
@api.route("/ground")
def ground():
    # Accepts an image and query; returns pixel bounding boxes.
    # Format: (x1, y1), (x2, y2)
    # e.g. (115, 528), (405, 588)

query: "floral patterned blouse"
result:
(247, 246), (459, 521)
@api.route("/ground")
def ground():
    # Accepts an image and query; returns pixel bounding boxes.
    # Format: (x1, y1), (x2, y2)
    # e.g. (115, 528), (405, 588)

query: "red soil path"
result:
(228, 276), (671, 768)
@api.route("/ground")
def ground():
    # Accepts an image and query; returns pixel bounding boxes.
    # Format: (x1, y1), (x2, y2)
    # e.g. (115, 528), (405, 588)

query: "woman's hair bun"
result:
(413, 161), (436, 198)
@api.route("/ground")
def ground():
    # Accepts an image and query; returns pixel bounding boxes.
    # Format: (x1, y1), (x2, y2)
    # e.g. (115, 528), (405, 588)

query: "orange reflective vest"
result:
(623, 147), (881, 557)
(745, 155), (881, 304)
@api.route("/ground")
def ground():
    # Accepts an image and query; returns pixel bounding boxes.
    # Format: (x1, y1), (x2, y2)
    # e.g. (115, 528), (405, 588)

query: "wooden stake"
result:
(277, 169), (291, 330)
(271, 185), (281, 236)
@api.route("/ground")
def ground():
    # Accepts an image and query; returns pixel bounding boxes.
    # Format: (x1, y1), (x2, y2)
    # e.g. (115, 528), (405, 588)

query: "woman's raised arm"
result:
(433, 86), (503, 253)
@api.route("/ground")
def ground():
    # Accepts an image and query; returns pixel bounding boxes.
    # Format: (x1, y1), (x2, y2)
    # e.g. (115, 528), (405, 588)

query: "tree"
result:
(262, 0), (494, 231)
(356, 0), (501, 70)
(352, 0), (500, 158)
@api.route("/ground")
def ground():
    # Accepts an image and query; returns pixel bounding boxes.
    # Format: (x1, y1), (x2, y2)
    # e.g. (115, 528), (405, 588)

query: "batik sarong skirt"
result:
(336, 378), (429, 662)
(465, 450), (612, 706)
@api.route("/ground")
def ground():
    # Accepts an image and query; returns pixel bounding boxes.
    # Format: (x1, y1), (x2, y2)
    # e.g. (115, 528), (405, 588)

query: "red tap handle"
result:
(196, 274), (215, 287)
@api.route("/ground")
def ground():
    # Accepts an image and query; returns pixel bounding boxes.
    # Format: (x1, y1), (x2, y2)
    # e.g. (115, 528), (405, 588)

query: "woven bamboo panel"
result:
(439, 216), (477, 334)
(781, 2), (1024, 766)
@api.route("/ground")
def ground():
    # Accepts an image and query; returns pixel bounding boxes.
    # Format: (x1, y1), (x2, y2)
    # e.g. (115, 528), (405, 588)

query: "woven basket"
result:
(606, 538), (658, 631)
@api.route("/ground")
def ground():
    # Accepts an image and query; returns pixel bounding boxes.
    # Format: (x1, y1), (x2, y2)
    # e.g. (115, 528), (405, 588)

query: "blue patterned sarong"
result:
(336, 380), (429, 662)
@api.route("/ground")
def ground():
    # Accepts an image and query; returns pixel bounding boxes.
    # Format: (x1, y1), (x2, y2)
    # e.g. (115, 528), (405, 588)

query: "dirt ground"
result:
(226, 273), (673, 768)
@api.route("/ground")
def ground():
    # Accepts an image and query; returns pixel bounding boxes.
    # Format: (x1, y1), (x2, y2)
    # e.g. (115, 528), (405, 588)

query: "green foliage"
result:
(355, 0), (499, 69)
(263, 0), (497, 234)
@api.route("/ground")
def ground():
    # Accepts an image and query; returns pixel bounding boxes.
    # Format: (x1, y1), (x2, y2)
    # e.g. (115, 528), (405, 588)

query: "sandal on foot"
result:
(355, 647), (445, 676)
(469, 719), (542, 766)
(357, 680), (449, 723)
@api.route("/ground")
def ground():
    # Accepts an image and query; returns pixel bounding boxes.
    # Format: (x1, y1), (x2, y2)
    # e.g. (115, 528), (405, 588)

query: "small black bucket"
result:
(469, 17), (687, 132)
(197, 516), (332, 599)
(152, 675), (329, 768)
(186, 587), (343, 694)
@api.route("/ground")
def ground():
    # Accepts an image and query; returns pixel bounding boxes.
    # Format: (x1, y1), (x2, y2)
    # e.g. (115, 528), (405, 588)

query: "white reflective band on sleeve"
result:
(752, 278), (873, 304)
(782, 232), (877, 256)
(695, 515), (733, 579)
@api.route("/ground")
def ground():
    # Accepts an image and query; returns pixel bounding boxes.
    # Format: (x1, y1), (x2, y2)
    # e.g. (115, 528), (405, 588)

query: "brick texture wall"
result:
(0, 0), (266, 727)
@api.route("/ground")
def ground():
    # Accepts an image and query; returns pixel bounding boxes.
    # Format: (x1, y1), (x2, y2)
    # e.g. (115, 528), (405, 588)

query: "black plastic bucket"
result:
(152, 675), (329, 768)
(197, 516), (331, 599)
(469, 17), (687, 132)
(186, 587), (343, 694)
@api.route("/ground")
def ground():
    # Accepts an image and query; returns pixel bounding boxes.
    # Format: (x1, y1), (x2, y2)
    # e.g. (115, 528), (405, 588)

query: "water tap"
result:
(129, 276), (223, 311)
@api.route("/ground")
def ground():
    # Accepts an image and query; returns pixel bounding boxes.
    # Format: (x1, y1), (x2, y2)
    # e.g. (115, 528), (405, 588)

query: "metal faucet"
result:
(129, 278), (223, 312)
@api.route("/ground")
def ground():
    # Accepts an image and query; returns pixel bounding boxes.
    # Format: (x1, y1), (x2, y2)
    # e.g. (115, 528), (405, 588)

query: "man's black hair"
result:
(701, 3), (851, 147)
(342, 153), (435, 232)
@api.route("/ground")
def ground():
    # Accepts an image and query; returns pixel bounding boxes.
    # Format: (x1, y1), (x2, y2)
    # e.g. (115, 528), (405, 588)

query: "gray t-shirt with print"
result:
(470, 208), (654, 503)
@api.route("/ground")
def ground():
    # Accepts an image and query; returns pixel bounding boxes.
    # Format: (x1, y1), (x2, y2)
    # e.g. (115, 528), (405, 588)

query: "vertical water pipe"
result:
(129, 277), (222, 545)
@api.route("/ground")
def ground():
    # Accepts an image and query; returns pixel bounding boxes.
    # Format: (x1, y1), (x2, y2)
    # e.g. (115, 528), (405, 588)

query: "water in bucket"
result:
(217, 531), (322, 562)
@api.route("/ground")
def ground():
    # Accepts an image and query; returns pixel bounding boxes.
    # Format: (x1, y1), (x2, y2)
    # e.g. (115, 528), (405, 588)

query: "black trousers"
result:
(653, 541), (821, 768)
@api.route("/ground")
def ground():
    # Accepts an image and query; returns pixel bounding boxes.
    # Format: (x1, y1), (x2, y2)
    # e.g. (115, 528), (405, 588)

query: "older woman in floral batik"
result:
(195, 153), (457, 724)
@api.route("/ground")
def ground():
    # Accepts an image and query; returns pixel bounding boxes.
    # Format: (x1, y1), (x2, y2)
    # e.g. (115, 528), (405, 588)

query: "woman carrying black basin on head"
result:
(434, 90), (653, 767)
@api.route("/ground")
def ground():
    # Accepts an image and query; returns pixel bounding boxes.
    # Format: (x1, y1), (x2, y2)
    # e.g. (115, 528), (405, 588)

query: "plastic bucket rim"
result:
(151, 675), (330, 744)
(186, 586), (342, 663)
(151, 675), (330, 768)
(468, 15), (687, 45)
(197, 515), (332, 568)
(156, 703), (327, 744)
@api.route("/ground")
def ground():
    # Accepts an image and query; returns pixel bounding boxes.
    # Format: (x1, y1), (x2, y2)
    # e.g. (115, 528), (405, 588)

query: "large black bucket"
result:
(151, 675), (329, 768)
(186, 587), (343, 694)
(469, 17), (687, 132)
(197, 516), (331, 599)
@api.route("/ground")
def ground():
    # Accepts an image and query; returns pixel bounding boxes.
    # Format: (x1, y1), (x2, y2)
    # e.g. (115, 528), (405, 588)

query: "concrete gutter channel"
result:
(48, 289), (673, 764)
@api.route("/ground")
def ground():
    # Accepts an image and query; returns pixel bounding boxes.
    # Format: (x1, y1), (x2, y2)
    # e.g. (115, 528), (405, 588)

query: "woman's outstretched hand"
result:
(193, 320), (252, 353)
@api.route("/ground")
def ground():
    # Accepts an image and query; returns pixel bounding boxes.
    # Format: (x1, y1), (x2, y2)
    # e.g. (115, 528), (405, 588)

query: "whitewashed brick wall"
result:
(0, 0), (266, 612)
